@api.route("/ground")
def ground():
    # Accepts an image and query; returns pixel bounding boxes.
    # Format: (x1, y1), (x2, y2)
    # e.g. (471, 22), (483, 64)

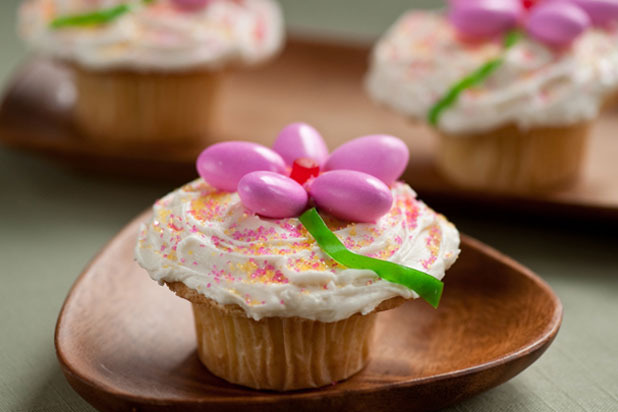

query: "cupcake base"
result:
(436, 122), (590, 192)
(73, 65), (220, 143)
(167, 281), (405, 391)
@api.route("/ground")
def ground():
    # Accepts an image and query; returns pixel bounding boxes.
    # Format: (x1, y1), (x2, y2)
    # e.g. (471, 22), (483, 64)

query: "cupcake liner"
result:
(166, 281), (405, 391)
(72, 65), (220, 143)
(192, 301), (376, 391)
(435, 122), (590, 192)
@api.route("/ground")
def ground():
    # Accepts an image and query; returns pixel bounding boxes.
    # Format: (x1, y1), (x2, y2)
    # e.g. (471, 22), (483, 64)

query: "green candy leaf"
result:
(503, 30), (523, 48)
(428, 30), (523, 126)
(50, 5), (131, 28)
(299, 208), (444, 308)
(428, 57), (503, 126)
(50, 1), (155, 29)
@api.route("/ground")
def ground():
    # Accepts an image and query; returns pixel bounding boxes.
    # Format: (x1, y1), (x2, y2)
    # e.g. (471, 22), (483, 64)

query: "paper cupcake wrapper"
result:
(192, 300), (376, 391)
(436, 122), (590, 192)
(72, 65), (220, 143)
(166, 282), (405, 391)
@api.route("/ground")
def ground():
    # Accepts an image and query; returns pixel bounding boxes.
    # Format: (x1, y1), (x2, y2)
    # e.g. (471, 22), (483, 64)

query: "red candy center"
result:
(290, 158), (320, 185)
(522, 0), (537, 10)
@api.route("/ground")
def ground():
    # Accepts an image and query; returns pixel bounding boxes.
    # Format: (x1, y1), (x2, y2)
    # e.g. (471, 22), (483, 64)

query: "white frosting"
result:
(366, 12), (618, 135)
(19, 0), (284, 71)
(135, 179), (460, 322)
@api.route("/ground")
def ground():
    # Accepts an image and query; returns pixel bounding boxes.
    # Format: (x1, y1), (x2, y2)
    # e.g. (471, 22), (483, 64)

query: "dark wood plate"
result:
(2, 39), (618, 220)
(55, 210), (562, 411)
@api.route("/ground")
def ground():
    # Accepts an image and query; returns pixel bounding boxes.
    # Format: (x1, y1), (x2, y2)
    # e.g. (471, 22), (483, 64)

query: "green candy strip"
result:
(428, 30), (523, 126)
(50, 1), (155, 29)
(50, 4), (132, 28)
(299, 208), (444, 308)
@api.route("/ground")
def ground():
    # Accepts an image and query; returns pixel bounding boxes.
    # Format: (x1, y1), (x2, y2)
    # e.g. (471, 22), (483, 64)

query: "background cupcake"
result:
(366, 0), (618, 192)
(19, 0), (284, 144)
(136, 125), (460, 390)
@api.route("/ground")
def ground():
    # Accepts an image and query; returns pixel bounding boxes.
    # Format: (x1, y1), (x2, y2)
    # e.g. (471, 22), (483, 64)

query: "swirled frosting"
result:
(135, 179), (460, 322)
(19, 0), (284, 71)
(366, 11), (618, 135)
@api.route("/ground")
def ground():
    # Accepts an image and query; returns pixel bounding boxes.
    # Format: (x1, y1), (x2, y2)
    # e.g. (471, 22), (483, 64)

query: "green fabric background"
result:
(1, 1), (617, 411)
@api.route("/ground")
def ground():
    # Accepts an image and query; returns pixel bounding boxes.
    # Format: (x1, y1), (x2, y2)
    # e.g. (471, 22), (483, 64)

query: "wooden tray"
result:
(2, 39), (617, 219)
(55, 211), (562, 411)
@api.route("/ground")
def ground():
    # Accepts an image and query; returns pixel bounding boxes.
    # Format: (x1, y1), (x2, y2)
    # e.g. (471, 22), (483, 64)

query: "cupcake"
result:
(135, 123), (460, 390)
(366, 0), (618, 192)
(19, 0), (284, 144)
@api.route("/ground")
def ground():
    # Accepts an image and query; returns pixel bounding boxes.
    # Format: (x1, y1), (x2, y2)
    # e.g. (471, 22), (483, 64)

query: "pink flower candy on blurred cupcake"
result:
(367, 0), (618, 192)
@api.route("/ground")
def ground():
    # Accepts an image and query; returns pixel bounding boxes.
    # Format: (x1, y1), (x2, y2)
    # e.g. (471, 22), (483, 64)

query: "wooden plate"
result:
(55, 211), (562, 411)
(2, 39), (618, 220)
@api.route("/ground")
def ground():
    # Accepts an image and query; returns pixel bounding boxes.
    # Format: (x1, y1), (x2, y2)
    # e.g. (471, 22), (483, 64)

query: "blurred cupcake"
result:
(19, 0), (284, 144)
(366, 0), (618, 192)
(135, 124), (460, 390)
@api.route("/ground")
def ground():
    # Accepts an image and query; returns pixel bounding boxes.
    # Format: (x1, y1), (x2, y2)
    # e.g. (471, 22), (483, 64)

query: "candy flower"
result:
(447, 0), (618, 47)
(196, 123), (410, 223)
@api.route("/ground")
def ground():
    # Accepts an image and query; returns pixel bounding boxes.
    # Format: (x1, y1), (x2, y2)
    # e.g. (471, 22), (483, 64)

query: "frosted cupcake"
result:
(366, 0), (618, 192)
(19, 0), (284, 143)
(135, 123), (460, 390)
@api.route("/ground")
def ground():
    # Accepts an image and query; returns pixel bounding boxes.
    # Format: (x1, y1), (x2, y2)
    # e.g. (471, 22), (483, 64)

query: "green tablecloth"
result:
(1, 1), (617, 411)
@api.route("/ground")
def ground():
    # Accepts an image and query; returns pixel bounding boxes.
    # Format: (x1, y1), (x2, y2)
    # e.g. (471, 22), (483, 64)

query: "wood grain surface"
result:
(54, 211), (562, 412)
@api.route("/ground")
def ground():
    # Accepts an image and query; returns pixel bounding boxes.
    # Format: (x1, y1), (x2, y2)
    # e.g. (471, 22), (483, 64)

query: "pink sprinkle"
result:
(180, 258), (186, 263)
(280, 299), (284, 305)
(193, 261), (198, 265)
(168, 223), (183, 232)
(207, 283), (211, 288)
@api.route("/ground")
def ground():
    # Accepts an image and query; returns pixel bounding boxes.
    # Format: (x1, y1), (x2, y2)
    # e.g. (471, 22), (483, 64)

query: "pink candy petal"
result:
(526, 1), (590, 47)
(449, 0), (524, 39)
